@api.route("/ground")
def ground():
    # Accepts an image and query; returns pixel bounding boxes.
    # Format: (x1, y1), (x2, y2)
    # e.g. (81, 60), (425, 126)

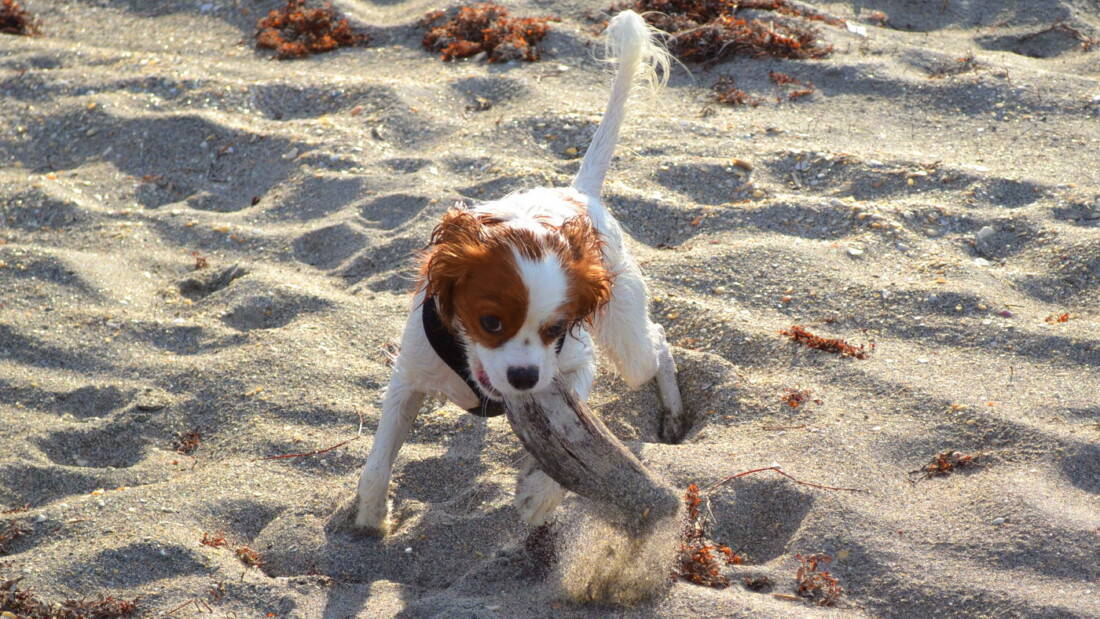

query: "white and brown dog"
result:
(355, 10), (684, 534)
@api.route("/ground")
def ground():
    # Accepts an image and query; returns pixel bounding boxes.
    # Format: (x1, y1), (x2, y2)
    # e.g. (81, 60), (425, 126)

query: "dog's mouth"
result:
(475, 367), (502, 399)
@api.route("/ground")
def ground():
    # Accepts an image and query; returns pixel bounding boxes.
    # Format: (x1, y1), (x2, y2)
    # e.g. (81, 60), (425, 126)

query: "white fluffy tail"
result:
(572, 10), (670, 198)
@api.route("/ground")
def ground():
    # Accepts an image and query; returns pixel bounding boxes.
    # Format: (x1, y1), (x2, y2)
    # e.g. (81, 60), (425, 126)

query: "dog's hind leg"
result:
(355, 379), (424, 535)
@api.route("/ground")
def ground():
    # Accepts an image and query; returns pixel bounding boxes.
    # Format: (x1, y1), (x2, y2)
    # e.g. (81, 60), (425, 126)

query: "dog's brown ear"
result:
(560, 215), (612, 324)
(422, 205), (486, 325)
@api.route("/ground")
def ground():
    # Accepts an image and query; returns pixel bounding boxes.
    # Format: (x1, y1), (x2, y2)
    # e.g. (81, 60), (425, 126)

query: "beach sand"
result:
(1, 0), (1098, 616)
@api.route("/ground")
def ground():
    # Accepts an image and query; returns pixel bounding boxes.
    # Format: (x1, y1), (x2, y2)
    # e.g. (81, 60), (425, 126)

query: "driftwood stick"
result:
(503, 377), (680, 530)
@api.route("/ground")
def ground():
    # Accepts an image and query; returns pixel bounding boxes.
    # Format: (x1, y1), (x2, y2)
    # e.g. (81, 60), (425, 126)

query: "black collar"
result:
(421, 295), (565, 417)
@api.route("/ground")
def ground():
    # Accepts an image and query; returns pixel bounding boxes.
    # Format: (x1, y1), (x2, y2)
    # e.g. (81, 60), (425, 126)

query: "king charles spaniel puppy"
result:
(355, 10), (683, 534)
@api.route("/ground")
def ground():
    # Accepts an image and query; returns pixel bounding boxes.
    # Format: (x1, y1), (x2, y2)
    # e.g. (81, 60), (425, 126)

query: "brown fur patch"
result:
(554, 216), (613, 327)
(423, 207), (532, 348)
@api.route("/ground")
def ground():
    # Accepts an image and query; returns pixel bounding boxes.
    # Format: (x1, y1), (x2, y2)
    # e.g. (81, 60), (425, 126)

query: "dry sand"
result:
(2, 0), (1099, 616)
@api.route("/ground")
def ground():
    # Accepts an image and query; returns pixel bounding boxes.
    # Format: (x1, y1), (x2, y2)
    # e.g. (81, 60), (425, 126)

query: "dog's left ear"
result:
(560, 215), (612, 323)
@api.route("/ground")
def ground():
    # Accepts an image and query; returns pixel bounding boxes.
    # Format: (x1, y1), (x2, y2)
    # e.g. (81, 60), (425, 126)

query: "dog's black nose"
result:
(506, 366), (539, 390)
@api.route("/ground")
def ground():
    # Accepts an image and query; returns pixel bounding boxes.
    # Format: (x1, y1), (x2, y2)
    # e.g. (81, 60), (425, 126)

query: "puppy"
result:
(355, 10), (683, 534)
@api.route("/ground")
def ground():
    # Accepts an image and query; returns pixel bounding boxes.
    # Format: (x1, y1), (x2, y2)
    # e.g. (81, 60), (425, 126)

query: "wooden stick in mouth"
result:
(503, 377), (680, 531)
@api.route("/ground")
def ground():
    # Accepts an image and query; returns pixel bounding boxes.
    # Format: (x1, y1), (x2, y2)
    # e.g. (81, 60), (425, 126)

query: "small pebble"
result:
(847, 247), (864, 257)
(973, 257), (991, 266)
(405, 547), (413, 553)
(992, 517), (1005, 526)
(975, 225), (998, 257)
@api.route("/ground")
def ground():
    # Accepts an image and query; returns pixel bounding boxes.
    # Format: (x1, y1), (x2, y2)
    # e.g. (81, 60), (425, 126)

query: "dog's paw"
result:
(351, 476), (392, 535)
(659, 406), (686, 444)
(321, 494), (387, 538)
(654, 326), (687, 443)
(515, 467), (566, 527)
(351, 495), (391, 536)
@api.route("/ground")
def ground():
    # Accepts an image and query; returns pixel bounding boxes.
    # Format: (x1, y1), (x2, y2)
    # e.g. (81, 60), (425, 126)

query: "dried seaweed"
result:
(780, 325), (870, 359)
(200, 532), (228, 548)
(0, 0), (38, 36)
(781, 388), (811, 408)
(743, 574), (774, 591)
(256, 0), (367, 60)
(0, 520), (30, 554)
(235, 546), (263, 567)
(421, 4), (556, 62)
(191, 251), (209, 270)
(615, 0), (837, 63)
(1, 577), (139, 618)
(769, 70), (815, 100)
(795, 553), (842, 606)
(909, 450), (980, 481)
(675, 484), (744, 588)
(173, 430), (202, 455)
(713, 75), (760, 106)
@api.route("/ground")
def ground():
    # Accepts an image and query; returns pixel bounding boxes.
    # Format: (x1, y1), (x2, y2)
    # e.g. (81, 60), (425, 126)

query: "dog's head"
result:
(422, 203), (611, 399)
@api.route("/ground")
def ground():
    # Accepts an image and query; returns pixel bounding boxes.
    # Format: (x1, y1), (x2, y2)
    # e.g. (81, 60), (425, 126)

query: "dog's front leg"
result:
(355, 380), (424, 535)
(651, 322), (685, 443)
(590, 258), (687, 443)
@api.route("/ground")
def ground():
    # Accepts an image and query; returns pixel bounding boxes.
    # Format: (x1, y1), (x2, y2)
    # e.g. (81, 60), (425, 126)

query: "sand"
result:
(1, 0), (1099, 616)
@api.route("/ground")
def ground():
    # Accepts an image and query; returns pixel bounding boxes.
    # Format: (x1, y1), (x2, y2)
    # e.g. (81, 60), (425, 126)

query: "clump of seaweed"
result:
(614, 0), (838, 63)
(173, 430), (202, 455)
(713, 75), (761, 106)
(769, 70), (815, 100)
(235, 546), (263, 567)
(780, 325), (870, 359)
(909, 450), (981, 481)
(1, 0), (38, 36)
(256, 0), (367, 60)
(794, 553), (842, 606)
(1, 577), (139, 618)
(0, 520), (30, 554)
(200, 532), (228, 548)
(781, 388), (812, 408)
(421, 4), (556, 62)
(675, 484), (744, 588)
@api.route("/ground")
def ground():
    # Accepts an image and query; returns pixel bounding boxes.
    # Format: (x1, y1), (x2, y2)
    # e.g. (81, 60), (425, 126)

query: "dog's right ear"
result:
(422, 204), (486, 325)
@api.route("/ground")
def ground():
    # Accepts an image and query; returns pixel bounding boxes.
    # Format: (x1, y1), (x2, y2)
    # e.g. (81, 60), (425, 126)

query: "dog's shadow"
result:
(248, 414), (527, 616)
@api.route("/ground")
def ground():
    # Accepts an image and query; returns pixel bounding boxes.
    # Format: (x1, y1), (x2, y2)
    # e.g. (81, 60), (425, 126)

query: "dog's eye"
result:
(480, 315), (503, 333)
(544, 320), (566, 339)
